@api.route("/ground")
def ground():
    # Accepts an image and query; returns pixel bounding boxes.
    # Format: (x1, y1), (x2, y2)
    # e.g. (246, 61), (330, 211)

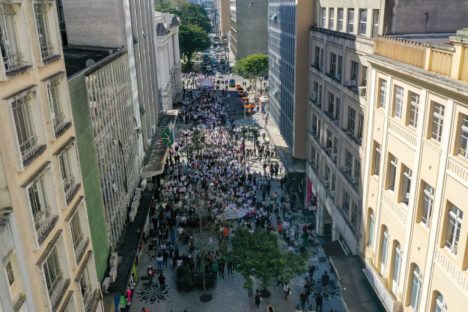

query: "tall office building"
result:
(0, 0), (101, 310)
(306, 0), (468, 255)
(268, 0), (314, 159)
(229, 0), (268, 60)
(60, 0), (161, 153)
(217, 0), (231, 38)
(362, 30), (468, 312)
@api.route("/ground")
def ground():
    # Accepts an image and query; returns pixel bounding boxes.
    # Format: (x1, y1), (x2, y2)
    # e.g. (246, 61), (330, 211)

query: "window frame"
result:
(445, 204), (463, 255)
(43, 247), (63, 296)
(430, 102), (445, 142)
(358, 9), (367, 35)
(379, 79), (387, 108)
(408, 92), (419, 128)
(420, 183), (434, 227)
(328, 8), (335, 29)
(459, 114), (468, 159)
(347, 8), (354, 33)
(393, 85), (404, 118)
(410, 266), (422, 310)
(337, 8), (344, 31)
(373, 142), (381, 176)
(372, 9), (380, 37)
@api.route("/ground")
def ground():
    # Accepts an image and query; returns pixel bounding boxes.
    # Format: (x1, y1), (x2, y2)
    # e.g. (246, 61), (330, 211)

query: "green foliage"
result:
(179, 24), (210, 65)
(231, 229), (308, 290)
(233, 54), (269, 80)
(156, 0), (212, 33)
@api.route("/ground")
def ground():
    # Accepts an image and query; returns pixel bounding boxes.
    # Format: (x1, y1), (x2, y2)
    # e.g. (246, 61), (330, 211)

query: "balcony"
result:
(388, 120), (417, 149)
(83, 289), (101, 312)
(64, 176), (80, 203)
(50, 278), (70, 310)
(447, 155), (468, 187)
(20, 136), (46, 167)
(434, 248), (468, 294)
(53, 113), (71, 137)
(381, 191), (407, 225)
(34, 211), (58, 245)
(75, 237), (90, 264)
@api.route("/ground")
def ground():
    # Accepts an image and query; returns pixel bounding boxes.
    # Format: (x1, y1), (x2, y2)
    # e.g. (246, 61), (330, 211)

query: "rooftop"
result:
(63, 47), (112, 77)
(390, 33), (454, 46)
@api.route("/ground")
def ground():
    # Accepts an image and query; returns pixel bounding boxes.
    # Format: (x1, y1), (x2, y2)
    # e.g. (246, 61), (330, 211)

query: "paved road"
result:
(130, 89), (345, 312)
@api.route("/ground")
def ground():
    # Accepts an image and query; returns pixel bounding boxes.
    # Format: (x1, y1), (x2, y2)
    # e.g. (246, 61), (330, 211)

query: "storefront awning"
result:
(329, 255), (387, 312)
(142, 110), (178, 179)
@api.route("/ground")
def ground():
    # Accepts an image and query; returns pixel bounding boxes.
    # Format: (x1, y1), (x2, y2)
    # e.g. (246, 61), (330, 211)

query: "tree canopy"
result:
(230, 229), (308, 290)
(155, 0), (212, 33)
(233, 54), (269, 80)
(179, 24), (210, 65)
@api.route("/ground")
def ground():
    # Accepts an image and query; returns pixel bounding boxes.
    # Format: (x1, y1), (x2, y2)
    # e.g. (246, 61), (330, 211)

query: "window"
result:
(459, 114), (468, 158)
(327, 92), (335, 116)
(12, 92), (38, 162)
(394, 86), (404, 118)
(43, 247), (63, 296)
(6, 261), (14, 285)
(59, 147), (77, 201)
(400, 165), (412, 205)
(328, 8), (335, 29)
(387, 154), (398, 191)
(357, 115), (364, 141)
(372, 9), (380, 37)
(373, 142), (381, 175)
(445, 204), (463, 255)
(47, 78), (67, 135)
(379, 79), (387, 108)
(420, 183), (434, 227)
(347, 107), (356, 133)
(344, 149), (353, 172)
(321, 7), (326, 27)
(410, 266), (422, 310)
(34, 3), (54, 60)
(326, 129), (333, 152)
(314, 46), (320, 68)
(29, 175), (50, 228)
(380, 228), (389, 275)
(337, 55), (342, 81)
(368, 211), (375, 246)
(408, 92), (419, 128)
(359, 9), (367, 35)
(0, 5), (24, 72)
(70, 212), (84, 250)
(351, 202), (359, 230)
(350, 61), (359, 82)
(347, 9), (354, 33)
(337, 8), (344, 31)
(343, 191), (350, 213)
(434, 293), (446, 312)
(430, 102), (445, 142)
(392, 243), (401, 295)
(329, 53), (336, 76)
(361, 65), (368, 87)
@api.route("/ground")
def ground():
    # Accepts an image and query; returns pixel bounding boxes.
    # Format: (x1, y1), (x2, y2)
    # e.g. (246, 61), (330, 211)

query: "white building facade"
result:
(154, 11), (183, 111)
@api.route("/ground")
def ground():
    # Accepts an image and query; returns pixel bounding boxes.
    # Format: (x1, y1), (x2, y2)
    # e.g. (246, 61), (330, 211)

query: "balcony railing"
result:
(34, 211), (58, 244)
(50, 278), (70, 310)
(64, 176), (79, 202)
(83, 289), (100, 312)
(53, 113), (70, 136)
(13, 292), (26, 312)
(75, 237), (89, 263)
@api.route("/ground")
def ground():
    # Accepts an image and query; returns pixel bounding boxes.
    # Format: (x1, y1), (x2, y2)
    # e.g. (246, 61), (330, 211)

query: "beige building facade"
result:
(217, 0), (230, 38)
(0, 0), (101, 311)
(362, 31), (468, 312)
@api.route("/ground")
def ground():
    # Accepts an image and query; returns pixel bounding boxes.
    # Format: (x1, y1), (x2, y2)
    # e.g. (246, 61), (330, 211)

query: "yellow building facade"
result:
(363, 30), (468, 311)
(0, 0), (101, 311)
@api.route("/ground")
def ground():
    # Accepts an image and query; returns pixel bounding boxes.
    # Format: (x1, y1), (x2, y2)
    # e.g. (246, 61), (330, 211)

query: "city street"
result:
(129, 83), (344, 312)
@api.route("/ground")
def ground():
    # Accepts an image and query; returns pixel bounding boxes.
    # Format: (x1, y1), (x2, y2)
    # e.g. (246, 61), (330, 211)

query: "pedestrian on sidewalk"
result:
(299, 291), (309, 311)
(283, 283), (291, 300)
(158, 273), (166, 289)
(255, 289), (261, 310)
(309, 264), (318, 282)
(227, 259), (234, 274)
(218, 258), (225, 279)
(266, 303), (274, 312)
(315, 291), (323, 311)
(321, 271), (330, 290)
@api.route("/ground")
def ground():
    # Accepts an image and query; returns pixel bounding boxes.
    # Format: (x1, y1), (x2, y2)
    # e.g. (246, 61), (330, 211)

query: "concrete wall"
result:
(236, 0), (268, 59)
(388, 0), (468, 34)
(61, 0), (127, 47)
(68, 73), (110, 281)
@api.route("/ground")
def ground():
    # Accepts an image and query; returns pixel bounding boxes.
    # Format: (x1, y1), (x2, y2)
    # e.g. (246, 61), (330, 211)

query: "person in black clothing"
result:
(309, 264), (318, 282)
(227, 259), (234, 274)
(158, 273), (166, 289)
(218, 258), (225, 279)
(299, 291), (309, 310)
(315, 292), (323, 311)
(321, 271), (330, 290)
(254, 289), (261, 310)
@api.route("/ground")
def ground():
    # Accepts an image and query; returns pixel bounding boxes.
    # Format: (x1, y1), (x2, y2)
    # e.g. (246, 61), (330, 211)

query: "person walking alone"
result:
(255, 289), (261, 310)
(315, 291), (323, 311)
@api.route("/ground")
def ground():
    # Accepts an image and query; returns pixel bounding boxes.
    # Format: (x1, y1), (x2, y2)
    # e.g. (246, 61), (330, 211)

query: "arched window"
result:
(434, 293), (446, 312)
(380, 227), (389, 275)
(410, 265), (422, 310)
(391, 243), (401, 295)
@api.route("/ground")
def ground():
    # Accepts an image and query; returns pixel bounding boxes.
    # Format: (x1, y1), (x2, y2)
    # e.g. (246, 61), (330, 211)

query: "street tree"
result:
(233, 54), (268, 93)
(179, 24), (210, 70)
(156, 0), (212, 33)
(230, 228), (308, 294)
